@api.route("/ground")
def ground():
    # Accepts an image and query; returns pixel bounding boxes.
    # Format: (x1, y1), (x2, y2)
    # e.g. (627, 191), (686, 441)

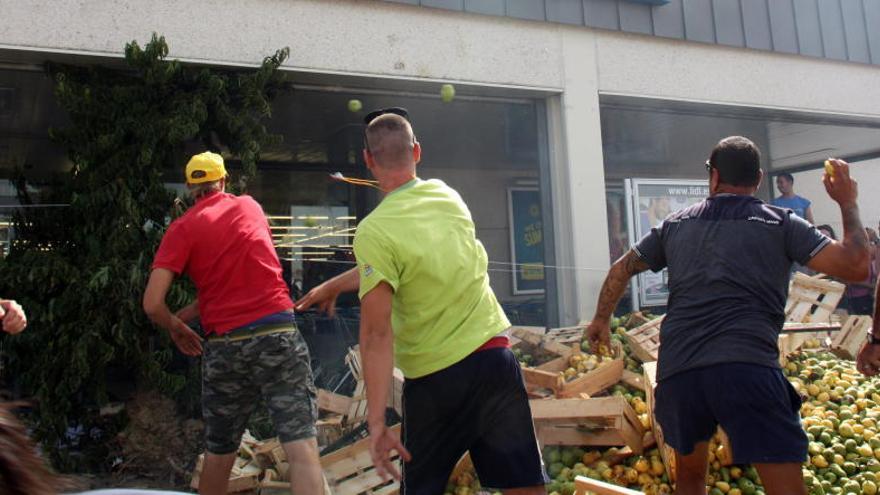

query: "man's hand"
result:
(857, 341), (880, 377)
(584, 319), (611, 355)
(823, 159), (858, 207)
(295, 281), (341, 317)
(368, 423), (411, 482)
(169, 317), (203, 356)
(0, 300), (26, 335)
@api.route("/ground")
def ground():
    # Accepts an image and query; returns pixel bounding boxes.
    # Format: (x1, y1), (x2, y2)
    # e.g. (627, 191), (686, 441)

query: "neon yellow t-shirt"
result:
(354, 178), (511, 378)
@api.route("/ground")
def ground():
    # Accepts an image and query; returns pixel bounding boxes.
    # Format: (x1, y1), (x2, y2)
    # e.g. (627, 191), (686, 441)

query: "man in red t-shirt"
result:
(143, 152), (323, 495)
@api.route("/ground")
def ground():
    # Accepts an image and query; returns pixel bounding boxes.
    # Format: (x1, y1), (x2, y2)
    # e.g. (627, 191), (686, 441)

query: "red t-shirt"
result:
(151, 192), (292, 335)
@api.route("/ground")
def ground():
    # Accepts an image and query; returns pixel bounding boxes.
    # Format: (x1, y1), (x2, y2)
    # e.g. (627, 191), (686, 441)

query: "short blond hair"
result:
(365, 114), (416, 168)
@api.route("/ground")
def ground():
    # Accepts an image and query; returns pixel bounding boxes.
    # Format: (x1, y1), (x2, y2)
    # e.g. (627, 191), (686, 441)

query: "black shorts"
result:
(400, 347), (547, 494)
(655, 362), (807, 464)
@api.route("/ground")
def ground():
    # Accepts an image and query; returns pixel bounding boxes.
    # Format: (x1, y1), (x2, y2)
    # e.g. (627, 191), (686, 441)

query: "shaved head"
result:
(365, 114), (416, 168)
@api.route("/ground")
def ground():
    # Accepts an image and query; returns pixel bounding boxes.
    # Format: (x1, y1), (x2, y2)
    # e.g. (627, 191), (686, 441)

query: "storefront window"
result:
(601, 97), (880, 312)
(251, 89), (550, 324)
(0, 68), (72, 257)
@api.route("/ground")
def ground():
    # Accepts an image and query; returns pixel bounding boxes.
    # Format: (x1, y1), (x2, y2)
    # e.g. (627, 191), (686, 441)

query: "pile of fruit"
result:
(787, 351), (880, 495)
(451, 314), (880, 495)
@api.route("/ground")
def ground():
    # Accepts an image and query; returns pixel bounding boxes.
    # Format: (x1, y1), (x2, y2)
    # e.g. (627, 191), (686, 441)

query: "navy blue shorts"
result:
(400, 347), (547, 494)
(654, 362), (807, 464)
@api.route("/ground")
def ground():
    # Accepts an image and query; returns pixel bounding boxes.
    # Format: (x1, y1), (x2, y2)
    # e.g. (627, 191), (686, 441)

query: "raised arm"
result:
(806, 159), (869, 282)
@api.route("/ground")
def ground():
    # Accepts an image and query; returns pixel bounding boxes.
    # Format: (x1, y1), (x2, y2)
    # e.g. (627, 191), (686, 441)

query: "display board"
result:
(625, 179), (709, 307)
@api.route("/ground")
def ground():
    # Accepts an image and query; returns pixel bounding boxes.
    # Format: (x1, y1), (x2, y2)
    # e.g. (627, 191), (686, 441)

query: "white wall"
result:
(791, 159), (880, 236)
(593, 30), (880, 117)
(0, 0), (564, 90)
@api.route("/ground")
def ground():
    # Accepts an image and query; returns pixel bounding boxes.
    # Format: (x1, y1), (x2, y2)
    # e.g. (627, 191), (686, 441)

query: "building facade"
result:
(1, 0), (879, 325)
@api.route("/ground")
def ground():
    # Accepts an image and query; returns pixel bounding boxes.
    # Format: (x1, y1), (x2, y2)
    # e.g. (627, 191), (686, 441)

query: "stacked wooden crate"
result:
(511, 326), (645, 457)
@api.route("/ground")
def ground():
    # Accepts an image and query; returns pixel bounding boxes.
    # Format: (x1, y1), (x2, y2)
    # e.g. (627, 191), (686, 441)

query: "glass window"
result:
(600, 97), (880, 312)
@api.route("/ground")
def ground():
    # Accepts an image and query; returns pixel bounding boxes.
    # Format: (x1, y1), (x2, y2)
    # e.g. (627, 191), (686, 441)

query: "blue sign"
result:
(508, 188), (545, 295)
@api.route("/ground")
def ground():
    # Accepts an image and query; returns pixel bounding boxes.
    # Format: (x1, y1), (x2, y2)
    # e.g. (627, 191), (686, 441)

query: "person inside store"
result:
(584, 136), (869, 495)
(771, 172), (815, 224)
(295, 108), (547, 494)
(143, 152), (324, 495)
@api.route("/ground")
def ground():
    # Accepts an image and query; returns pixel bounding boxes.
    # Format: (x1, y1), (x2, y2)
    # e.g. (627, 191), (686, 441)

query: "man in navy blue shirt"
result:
(584, 136), (869, 495)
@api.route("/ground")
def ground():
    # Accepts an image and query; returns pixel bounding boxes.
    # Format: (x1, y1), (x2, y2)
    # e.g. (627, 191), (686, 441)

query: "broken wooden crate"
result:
(642, 362), (732, 482)
(514, 327), (624, 399)
(785, 272), (845, 323)
(624, 316), (664, 363)
(831, 315), (873, 360)
(321, 424), (401, 495)
(530, 396), (645, 454)
(190, 431), (333, 494)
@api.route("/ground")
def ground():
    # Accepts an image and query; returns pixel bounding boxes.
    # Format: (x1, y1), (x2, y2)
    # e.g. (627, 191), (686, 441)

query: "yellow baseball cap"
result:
(185, 152), (227, 184)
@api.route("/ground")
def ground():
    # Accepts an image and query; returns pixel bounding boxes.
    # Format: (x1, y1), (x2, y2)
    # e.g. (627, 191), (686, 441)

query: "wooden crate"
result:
(544, 325), (584, 345)
(321, 424), (401, 495)
(317, 415), (345, 448)
(524, 346), (624, 399)
(344, 347), (405, 419)
(625, 316), (664, 363)
(641, 362), (675, 482)
(575, 476), (644, 495)
(531, 396), (645, 454)
(514, 327), (624, 398)
(318, 389), (353, 416)
(785, 272), (845, 323)
(831, 315), (873, 360)
(778, 321), (842, 365)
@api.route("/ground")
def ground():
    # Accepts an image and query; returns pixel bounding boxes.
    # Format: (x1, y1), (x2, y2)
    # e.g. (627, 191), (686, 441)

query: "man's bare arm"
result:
(593, 250), (651, 324)
(807, 160), (869, 282)
(295, 267), (359, 316)
(584, 249), (651, 352)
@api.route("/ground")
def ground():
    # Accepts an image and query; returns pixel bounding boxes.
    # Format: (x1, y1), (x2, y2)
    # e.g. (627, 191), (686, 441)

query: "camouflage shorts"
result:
(202, 328), (317, 454)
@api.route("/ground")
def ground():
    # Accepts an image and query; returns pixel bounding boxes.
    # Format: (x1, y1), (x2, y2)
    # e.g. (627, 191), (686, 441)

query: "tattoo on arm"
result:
(841, 203), (868, 251)
(594, 250), (650, 322)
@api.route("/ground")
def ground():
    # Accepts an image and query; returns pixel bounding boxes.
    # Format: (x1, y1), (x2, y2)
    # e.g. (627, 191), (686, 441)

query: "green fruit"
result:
(440, 83), (456, 103)
(547, 462), (564, 479)
(347, 99), (362, 112)
(738, 478), (757, 495)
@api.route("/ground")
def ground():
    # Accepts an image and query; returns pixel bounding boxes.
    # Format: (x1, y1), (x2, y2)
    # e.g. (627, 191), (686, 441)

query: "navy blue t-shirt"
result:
(634, 194), (830, 381)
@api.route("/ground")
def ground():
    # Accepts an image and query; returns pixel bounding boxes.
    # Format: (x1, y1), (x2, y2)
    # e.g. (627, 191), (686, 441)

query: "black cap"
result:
(363, 107), (409, 125)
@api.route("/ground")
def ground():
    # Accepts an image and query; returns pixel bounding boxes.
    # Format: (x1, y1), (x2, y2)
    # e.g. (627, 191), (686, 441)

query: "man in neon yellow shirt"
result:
(297, 110), (546, 494)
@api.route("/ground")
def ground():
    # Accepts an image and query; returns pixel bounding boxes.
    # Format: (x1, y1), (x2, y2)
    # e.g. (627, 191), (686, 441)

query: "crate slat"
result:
(831, 315), (872, 360)
(532, 397), (644, 453)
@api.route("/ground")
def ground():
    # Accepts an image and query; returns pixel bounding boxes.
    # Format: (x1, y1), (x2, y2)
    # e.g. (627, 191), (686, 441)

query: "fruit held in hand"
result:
(825, 159), (835, 177)
(348, 99), (363, 112)
(440, 83), (456, 103)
